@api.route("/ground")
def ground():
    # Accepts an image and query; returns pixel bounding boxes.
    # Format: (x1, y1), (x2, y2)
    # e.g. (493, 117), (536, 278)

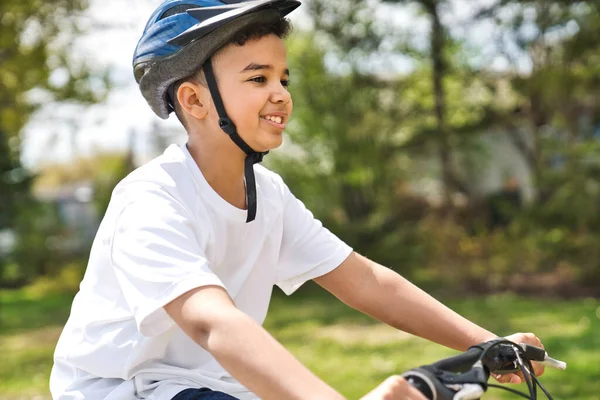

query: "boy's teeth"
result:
(265, 116), (283, 124)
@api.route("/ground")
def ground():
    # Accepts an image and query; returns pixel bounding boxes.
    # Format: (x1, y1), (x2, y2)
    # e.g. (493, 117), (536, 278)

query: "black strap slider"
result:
(218, 118), (236, 136)
(248, 151), (268, 164)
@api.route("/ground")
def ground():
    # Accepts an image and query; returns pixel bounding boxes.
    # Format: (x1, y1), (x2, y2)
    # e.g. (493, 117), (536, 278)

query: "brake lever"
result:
(519, 343), (567, 370)
(487, 343), (568, 375)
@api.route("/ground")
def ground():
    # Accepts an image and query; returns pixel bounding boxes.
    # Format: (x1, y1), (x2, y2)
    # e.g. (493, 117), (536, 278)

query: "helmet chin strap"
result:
(203, 58), (267, 223)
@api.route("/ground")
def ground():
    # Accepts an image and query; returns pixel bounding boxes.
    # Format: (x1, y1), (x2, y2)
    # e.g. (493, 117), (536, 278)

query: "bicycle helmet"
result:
(133, 0), (301, 223)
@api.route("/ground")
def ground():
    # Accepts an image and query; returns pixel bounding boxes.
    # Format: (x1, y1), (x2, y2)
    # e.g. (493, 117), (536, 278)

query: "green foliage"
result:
(0, 129), (29, 229)
(414, 217), (600, 293)
(1, 151), (135, 287)
(90, 151), (136, 216)
(0, 0), (109, 286)
(4, 0), (600, 295)
(0, 0), (108, 138)
(268, 0), (600, 294)
(489, 3), (600, 289)
(7, 199), (67, 285)
(272, 32), (428, 270)
(306, 0), (381, 57)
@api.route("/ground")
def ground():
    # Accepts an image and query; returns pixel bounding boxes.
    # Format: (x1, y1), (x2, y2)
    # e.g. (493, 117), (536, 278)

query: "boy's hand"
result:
(361, 376), (428, 400)
(491, 332), (545, 384)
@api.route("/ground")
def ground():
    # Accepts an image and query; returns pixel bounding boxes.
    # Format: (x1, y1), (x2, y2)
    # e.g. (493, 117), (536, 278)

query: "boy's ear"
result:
(177, 81), (209, 120)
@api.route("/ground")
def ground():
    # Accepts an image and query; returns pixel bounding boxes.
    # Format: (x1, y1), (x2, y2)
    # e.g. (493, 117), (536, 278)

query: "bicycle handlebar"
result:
(402, 339), (566, 400)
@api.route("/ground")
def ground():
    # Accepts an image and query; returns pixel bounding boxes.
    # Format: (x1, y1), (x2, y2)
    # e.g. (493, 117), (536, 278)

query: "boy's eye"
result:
(248, 76), (290, 87)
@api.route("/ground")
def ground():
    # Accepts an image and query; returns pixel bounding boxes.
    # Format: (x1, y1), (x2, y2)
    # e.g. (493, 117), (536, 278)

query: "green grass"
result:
(265, 285), (600, 400)
(1, 284), (599, 399)
(0, 290), (74, 399)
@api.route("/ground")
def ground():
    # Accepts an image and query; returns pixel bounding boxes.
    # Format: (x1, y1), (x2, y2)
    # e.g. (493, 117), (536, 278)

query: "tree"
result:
(473, 1), (600, 226)
(271, 24), (429, 270)
(272, 0), (503, 270)
(0, 0), (107, 138)
(0, 0), (109, 284)
(379, 0), (469, 211)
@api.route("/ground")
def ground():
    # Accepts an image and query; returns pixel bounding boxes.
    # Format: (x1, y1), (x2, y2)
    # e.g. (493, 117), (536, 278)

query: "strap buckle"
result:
(218, 118), (236, 136)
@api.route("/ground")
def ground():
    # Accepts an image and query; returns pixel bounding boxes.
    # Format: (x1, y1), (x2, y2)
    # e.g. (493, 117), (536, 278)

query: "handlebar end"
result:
(541, 357), (567, 370)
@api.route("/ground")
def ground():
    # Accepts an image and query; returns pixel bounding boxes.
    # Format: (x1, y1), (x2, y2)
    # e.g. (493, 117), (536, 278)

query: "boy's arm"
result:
(164, 285), (345, 400)
(313, 252), (538, 352)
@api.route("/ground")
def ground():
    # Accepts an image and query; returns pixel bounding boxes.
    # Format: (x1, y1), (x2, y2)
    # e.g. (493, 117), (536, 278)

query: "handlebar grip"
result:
(403, 370), (435, 399)
(402, 368), (458, 400)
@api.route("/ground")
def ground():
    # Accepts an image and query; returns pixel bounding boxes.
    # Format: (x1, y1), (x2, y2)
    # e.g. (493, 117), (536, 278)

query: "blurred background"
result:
(1, 0), (599, 399)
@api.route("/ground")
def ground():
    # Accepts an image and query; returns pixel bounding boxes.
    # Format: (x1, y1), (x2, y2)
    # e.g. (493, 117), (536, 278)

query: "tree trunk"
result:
(424, 0), (455, 211)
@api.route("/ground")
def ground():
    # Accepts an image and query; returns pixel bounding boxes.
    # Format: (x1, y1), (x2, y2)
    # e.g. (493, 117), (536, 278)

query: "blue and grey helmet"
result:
(133, 0), (300, 119)
(133, 0), (301, 223)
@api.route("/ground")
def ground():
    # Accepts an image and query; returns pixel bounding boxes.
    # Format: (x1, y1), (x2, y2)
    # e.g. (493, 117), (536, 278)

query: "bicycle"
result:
(402, 338), (567, 400)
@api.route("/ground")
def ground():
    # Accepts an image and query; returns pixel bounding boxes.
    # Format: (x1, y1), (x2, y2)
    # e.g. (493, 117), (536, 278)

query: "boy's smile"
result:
(211, 33), (293, 152)
(260, 111), (287, 129)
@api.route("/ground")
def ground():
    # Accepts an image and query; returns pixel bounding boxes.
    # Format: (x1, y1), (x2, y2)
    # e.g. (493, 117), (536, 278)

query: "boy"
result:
(50, 1), (544, 399)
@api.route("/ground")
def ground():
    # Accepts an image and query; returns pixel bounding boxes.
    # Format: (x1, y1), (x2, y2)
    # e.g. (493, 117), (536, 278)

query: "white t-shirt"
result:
(50, 144), (352, 400)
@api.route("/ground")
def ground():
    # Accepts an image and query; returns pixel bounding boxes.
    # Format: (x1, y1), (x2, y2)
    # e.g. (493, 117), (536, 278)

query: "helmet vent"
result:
(160, 4), (201, 20)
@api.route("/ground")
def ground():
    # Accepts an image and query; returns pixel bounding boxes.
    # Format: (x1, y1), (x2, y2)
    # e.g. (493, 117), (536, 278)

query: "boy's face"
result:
(211, 33), (292, 152)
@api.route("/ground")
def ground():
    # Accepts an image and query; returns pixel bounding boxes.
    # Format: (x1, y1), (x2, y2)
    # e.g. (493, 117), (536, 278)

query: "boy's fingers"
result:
(531, 361), (545, 377)
(494, 363), (545, 385)
(493, 373), (520, 384)
(510, 375), (522, 384)
(361, 375), (427, 400)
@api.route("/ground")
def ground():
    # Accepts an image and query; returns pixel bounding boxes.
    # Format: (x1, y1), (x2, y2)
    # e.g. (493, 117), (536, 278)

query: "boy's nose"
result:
(270, 85), (291, 104)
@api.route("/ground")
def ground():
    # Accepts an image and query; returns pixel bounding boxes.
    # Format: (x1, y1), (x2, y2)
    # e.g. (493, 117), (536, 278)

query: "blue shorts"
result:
(172, 388), (239, 400)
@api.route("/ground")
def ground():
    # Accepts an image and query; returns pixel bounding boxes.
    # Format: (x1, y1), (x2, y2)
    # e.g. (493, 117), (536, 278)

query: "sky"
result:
(21, 0), (503, 169)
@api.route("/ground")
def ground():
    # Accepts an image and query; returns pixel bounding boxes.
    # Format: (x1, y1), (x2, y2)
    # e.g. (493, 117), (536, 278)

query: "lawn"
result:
(1, 284), (598, 399)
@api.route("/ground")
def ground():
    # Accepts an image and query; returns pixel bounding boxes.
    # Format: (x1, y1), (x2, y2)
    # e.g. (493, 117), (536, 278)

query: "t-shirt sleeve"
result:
(110, 183), (224, 337)
(275, 183), (353, 295)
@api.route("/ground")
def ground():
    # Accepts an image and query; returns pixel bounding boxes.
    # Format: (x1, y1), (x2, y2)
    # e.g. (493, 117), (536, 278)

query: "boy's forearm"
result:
(362, 265), (496, 351)
(166, 287), (344, 400)
(316, 253), (496, 351)
(197, 308), (345, 400)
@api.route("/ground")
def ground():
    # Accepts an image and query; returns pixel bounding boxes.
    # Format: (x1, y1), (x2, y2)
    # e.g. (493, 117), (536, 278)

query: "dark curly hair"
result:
(232, 18), (291, 46)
